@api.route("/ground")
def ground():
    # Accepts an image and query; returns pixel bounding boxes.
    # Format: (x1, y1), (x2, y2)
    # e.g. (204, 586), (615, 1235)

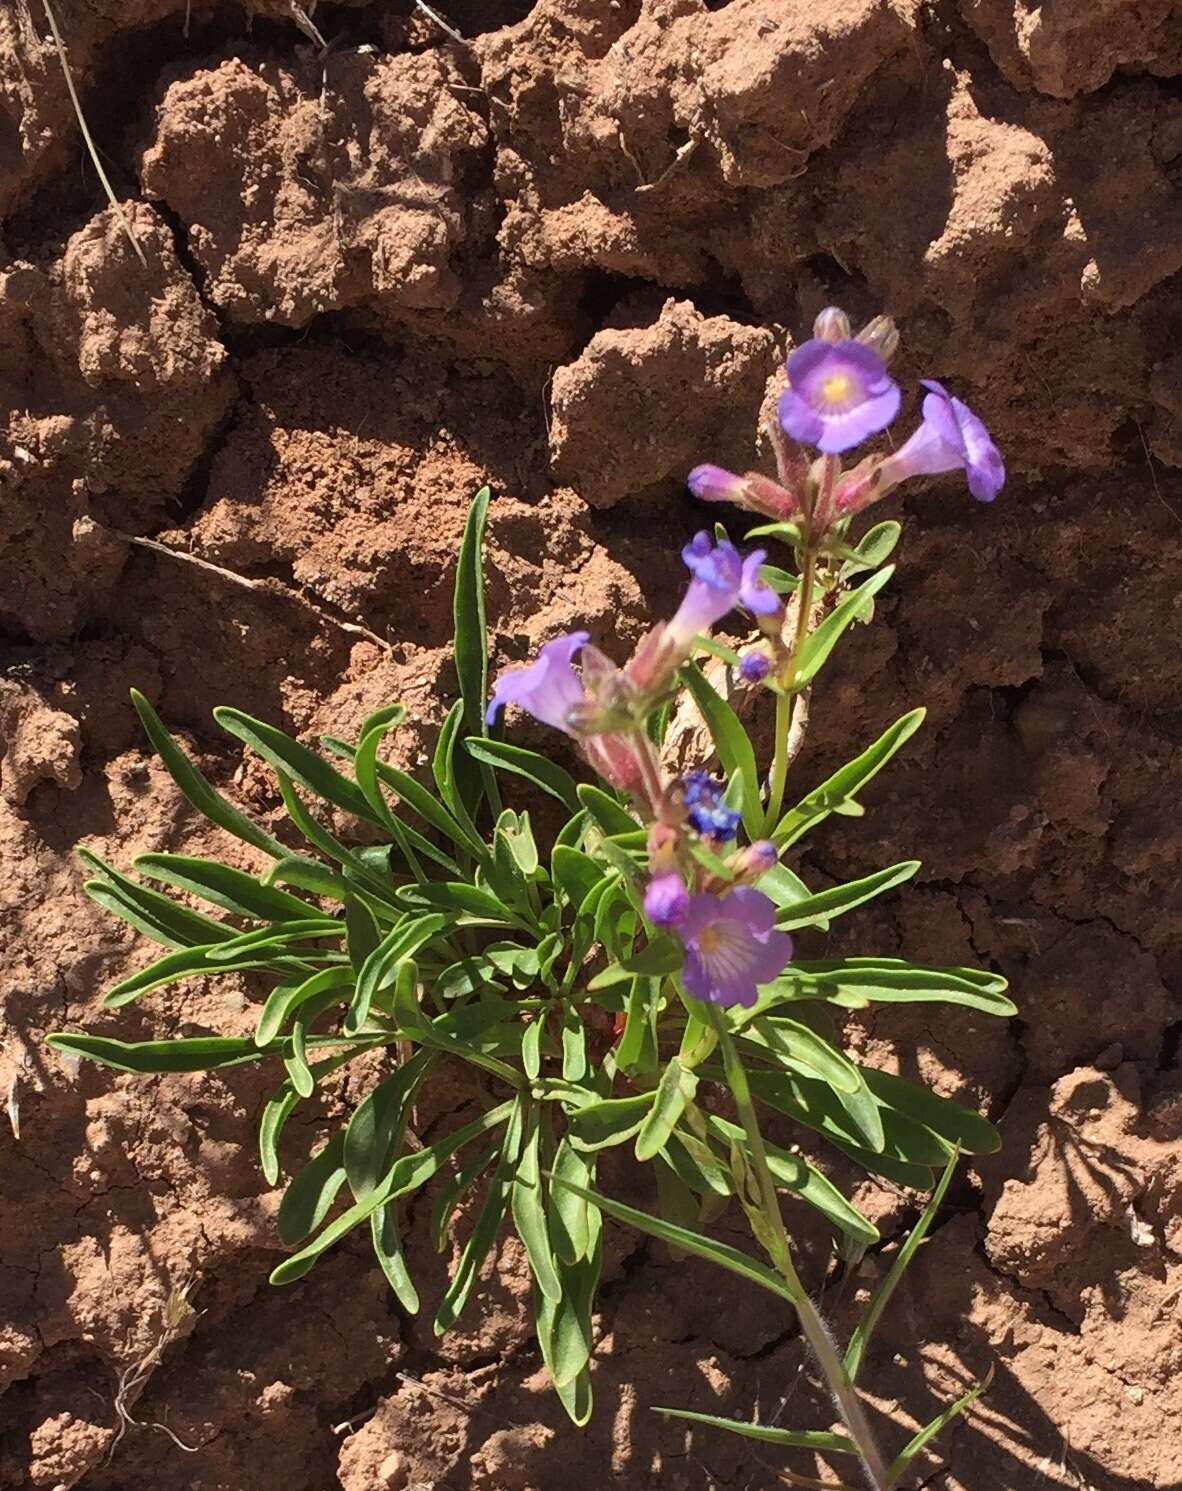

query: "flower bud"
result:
(813, 306), (851, 343)
(728, 839), (779, 882)
(739, 649), (771, 684)
(856, 314), (900, 364)
(644, 872), (689, 927)
(688, 464), (748, 504)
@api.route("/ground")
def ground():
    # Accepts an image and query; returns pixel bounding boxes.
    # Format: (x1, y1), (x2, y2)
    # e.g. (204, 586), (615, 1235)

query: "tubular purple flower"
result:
(879, 380), (1005, 502)
(486, 631), (589, 732)
(678, 887), (794, 1007)
(644, 872), (690, 928)
(777, 339), (901, 454)
(688, 464), (748, 505)
(740, 550), (779, 616)
(666, 532), (744, 647)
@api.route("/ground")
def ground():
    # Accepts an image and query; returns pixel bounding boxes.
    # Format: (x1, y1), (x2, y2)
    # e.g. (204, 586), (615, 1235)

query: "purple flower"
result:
(644, 872), (689, 927)
(740, 551), (779, 616)
(729, 839), (778, 881)
(682, 771), (741, 843)
(777, 340), (901, 454)
(688, 464), (748, 504)
(667, 533), (744, 647)
(486, 631), (589, 732)
(679, 887), (794, 1007)
(883, 380), (1005, 502)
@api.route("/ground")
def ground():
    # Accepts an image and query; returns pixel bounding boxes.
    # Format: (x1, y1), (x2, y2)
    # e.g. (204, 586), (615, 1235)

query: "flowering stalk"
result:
(705, 1002), (890, 1490)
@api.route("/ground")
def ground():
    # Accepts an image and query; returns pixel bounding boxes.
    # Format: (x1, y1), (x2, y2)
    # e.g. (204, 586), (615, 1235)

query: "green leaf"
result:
(371, 1201), (420, 1314)
(130, 689), (286, 858)
(796, 566), (895, 688)
(454, 488), (492, 748)
(679, 662), (761, 837)
(768, 958), (1015, 1017)
(837, 519), (901, 580)
(845, 1150), (958, 1383)
(547, 1139), (597, 1264)
(577, 784), (636, 836)
(344, 1052), (435, 1201)
(82, 876), (230, 952)
(552, 845), (603, 913)
(535, 1240), (600, 1395)
(255, 966), (353, 1047)
(635, 1058), (698, 1162)
(348, 915), (448, 1033)
(215, 707), (379, 825)
(345, 895), (382, 975)
(746, 520), (804, 547)
(204, 917), (342, 963)
(432, 1143), (497, 1252)
(47, 1032), (271, 1073)
(511, 1104), (562, 1303)
(263, 855), (350, 900)
(560, 1001), (587, 1081)
(522, 1012), (545, 1080)
(371, 759), (485, 859)
(395, 881), (523, 930)
(588, 936), (683, 990)
(746, 1015), (860, 1094)
(270, 1102), (513, 1285)
(860, 1068), (1000, 1155)
(97, 943), (303, 1009)
(546, 1175), (795, 1304)
(774, 862), (920, 931)
(277, 1133), (347, 1245)
(434, 1112), (519, 1333)
(566, 1092), (655, 1153)
(773, 709), (926, 848)
(615, 977), (659, 1074)
(884, 1366), (994, 1487)
(464, 738), (581, 813)
(652, 1407), (857, 1455)
(134, 852), (315, 922)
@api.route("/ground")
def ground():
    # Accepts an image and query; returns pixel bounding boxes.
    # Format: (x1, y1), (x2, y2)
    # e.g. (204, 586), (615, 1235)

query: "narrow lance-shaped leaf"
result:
(546, 1174), (797, 1304)
(129, 689), (286, 858)
(652, 1407), (857, 1456)
(679, 662), (762, 838)
(465, 737), (581, 813)
(844, 1149), (958, 1383)
(214, 706), (380, 825)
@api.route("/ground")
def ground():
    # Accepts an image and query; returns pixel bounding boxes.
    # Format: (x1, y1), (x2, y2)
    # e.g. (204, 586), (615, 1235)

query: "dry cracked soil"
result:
(2, 1), (1182, 1488)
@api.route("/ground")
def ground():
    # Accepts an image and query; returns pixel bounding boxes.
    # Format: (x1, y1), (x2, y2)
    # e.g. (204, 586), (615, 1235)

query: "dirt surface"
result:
(2, 1), (1181, 1487)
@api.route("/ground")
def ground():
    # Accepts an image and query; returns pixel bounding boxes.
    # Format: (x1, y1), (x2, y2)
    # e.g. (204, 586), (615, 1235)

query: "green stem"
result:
(764, 543), (817, 833)
(708, 1009), (889, 1490)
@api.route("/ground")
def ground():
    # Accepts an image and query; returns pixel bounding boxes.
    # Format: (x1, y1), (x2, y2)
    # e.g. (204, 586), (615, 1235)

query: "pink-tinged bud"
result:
(644, 871), (689, 927)
(624, 623), (679, 696)
(856, 314), (900, 364)
(833, 455), (887, 517)
(582, 733), (645, 796)
(728, 839), (779, 882)
(688, 464), (748, 504)
(813, 306), (851, 343)
(743, 472), (802, 521)
(647, 820), (681, 871)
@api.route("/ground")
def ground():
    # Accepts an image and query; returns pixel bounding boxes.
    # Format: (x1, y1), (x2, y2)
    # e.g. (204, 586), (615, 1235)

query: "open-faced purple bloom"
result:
(882, 380), (1005, 502)
(666, 532), (744, 647)
(486, 631), (589, 732)
(777, 339), (901, 454)
(682, 771), (741, 843)
(679, 886), (794, 1008)
(644, 872), (690, 928)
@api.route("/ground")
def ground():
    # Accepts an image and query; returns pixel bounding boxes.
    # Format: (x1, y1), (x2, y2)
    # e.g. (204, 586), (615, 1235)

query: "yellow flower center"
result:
(697, 925), (722, 954)
(821, 373), (853, 405)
